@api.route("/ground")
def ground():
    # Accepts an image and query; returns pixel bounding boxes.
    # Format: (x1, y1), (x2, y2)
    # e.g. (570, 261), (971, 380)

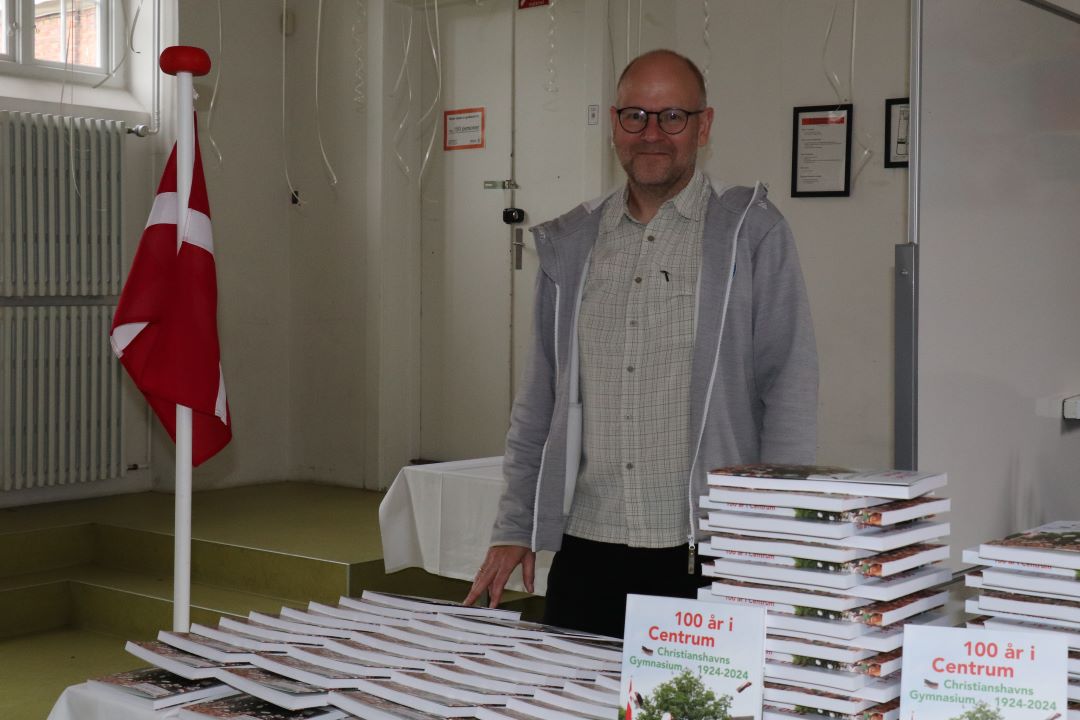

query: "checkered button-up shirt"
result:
(566, 171), (709, 547)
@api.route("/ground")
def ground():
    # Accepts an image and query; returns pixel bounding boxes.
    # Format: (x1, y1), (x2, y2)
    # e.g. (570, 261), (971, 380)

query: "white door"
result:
(419, 0), (610, 462)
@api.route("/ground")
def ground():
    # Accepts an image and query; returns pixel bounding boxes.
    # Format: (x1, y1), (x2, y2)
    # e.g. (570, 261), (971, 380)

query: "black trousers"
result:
(542, 534), (706, 638)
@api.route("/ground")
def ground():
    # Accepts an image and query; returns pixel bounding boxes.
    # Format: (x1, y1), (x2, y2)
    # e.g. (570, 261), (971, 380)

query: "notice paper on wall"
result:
(444, 108), (485, 151)
(621, 594), (765, 720)
(900, 625), (1067, 719)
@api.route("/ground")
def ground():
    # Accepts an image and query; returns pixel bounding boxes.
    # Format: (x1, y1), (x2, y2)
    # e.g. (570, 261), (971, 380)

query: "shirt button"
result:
(634, 276), (642, 284)
(647, 235), (655, 242)
(626, 366), (634, 373)
(625, 462), (634, 470)
(624, 414), (632, 420)
(628, 320), (637, 327)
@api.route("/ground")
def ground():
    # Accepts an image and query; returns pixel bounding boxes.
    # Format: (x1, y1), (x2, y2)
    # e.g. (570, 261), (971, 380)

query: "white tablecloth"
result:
(379, 456), (552, 595)
(48, 683), (180, 720)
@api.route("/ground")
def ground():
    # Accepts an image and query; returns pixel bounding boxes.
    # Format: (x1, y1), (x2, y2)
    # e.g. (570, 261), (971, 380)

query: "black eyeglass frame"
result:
(614, 107), (707, 135)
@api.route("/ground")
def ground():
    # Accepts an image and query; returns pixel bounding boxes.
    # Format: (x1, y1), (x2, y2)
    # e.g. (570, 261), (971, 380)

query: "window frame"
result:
(0, 0), (115, 85)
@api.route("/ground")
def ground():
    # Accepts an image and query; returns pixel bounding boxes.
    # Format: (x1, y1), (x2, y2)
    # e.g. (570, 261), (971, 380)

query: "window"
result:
(1, 0), (111, 82)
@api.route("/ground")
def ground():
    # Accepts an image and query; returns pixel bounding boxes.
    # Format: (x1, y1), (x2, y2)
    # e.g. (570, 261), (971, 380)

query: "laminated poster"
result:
(621, 594), (765, 720)
(901, 625), (1066, 720)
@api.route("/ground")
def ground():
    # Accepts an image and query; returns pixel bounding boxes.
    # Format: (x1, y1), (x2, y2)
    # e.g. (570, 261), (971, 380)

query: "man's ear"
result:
(698, 107), (715, 147)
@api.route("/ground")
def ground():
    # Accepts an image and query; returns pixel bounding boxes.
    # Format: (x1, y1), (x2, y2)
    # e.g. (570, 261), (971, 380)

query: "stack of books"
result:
(964, 520), (1080, 718)
(696, 463), (953, 720)
(95, 590), (622, 720)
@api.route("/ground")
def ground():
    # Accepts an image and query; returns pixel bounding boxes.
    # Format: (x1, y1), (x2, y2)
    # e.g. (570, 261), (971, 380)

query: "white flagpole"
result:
(160, 46), (212, 633)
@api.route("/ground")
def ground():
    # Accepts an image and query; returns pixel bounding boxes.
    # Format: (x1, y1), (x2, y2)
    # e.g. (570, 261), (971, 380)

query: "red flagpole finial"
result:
(160, 46), (212, 77)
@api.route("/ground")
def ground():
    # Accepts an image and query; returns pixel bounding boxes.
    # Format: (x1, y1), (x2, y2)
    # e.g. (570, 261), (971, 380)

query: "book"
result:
(346, 630), (458, 662)
(714, 520), (950, 552)
(975, 613), (1080, 650)
(711, 564), (952, 603)
(334, 678), (483, 717)
(286, 644), (414, 675)
(707, 486), (881, 512)
(216, 666), (330, 711)
(279, 606), (381, 633)
(767, 647), (902, 678)
(704, 545), (949, 586)
(704, 497), (948, 535)
(218, 617), (330, 646)
(766, 635), (876, 664)
(405, 618), (517, 647)
(980, 521), (1080, 570)
(307, 600), (410, 627)
(708, 577), (872, 613)
(507, 640), (621, 672)
(560, 679), (620, 705)
(531, 687), (614, 716)
(390, 668), (525, 704)
(249, 651), (391, 686)
(451, 654), (570, 687)
(337, 597), (417, 621)
(977, 588), (1080, 623)
(158, 630), (258, 664)
(87, 667), (236, 710)
(247, 611), (356, 639)
(179, 694), (348, 719)
(762, 680), (880, 715)
(505, 696), (610, 720)
(763, 698), (900, 720)
(969, 567), (1080, 600)
(360, 590), (521, 619)
(421, 661), (540, 694)
(543, 635), (623, 662)
(190, 622), (295, 653)
(707, 464), (947, 500)
(962, 546), (1080, 578)
(764, 657), (877, 692)
(329, 689), (448, 720)
(483, 648), (599, 680)
(432, 613), (617, 642)
(366, 624), (487, 654)
(125, 639), (249, 680)
(708, 533), (874, 564)
(319, 638), (429, 670)
(964, 598), (1080, 631)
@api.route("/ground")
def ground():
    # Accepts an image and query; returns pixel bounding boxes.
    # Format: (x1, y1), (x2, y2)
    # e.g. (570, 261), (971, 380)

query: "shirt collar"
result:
(602, 170), (709, 230)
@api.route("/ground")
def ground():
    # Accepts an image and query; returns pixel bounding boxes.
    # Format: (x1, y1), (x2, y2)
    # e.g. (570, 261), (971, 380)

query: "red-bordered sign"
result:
(444, 108), (485, 151)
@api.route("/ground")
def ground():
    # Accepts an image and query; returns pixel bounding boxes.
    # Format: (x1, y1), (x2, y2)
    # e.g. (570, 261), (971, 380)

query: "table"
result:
(379, 456), (553, 595)
(48, 683), (178, 720)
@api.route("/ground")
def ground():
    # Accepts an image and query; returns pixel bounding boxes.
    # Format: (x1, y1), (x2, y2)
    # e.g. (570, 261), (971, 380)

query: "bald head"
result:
(617, 50), (707, 109)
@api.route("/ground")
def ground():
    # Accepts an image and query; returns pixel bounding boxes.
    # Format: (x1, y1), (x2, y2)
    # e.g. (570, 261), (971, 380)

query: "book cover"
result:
(964, 598), (1080, 632)
(980, 566), (1080, 600)
(543, 634), (624, 662)
(390, 668), (524, 704)
(766, 635), (876, 664)
(339, 678), (483, 717)
(286, 645), (413, 675)
(510, 640), (622, 672)
(249, 652), (391, 686)
(306, 600), (410, 627)
(483, 648), (599, 680)
(981, 521), (1080, 571)
(762, 698), (899, 720)
(703, 496), (948, 533)
(717, 520), (950, 553)
(360, 590), (521, 620)
(451, 654), (568, 687)
(88, 667), (236, 710)
(405, 618), (517, 648)
(328, 689), (451, 720)
(125, 639), (244, 680)
(421, 661), (541, 694)
(707, 464), (946, 500)
(505, 696), (610, 720)
(706, 486), (879, 512)
(218, 617), (329, 646)
(190, 622), (294, 653)
(247, 611), (355, 639)
(708, 533), (872, 564)
(157, 630), (258, 664)
(179, 694), (347, 719)
(962, 546), (1080, 578)
(217, 666), (330, 711)
(319, 638), (428, 670)
(762, 680), (876, 715)
(978, 589), (1080, 624)
(279, 606), (380, 633)
(531, 687), (615, 716)
(346, 630), (458, 662)
(621, 594), (765, 720)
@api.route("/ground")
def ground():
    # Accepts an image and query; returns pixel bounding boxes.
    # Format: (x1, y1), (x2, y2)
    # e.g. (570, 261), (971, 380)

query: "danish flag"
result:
(111, 125), (231, 465)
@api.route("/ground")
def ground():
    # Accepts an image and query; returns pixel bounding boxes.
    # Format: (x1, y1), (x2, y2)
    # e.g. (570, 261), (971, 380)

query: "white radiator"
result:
(0, 111), (126, 491)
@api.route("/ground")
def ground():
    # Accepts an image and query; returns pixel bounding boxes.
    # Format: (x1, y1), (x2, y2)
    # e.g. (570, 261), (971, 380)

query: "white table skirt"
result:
(378, 456), (552, 595)
(48, 683), (181, 720)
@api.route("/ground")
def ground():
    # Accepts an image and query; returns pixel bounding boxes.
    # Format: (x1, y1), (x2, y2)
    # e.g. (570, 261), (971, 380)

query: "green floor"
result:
(0, 481), (534, 720)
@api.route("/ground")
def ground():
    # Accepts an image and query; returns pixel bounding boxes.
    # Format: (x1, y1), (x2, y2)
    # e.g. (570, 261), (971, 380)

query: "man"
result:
(464, 49), (817, 636)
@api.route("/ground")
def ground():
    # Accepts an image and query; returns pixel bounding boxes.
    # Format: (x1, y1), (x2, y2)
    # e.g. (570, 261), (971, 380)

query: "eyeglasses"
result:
(615, 107), (705, 135)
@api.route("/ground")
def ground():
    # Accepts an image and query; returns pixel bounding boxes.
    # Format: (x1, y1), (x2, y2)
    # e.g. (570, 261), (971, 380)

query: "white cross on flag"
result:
(110, 123), (230, 465)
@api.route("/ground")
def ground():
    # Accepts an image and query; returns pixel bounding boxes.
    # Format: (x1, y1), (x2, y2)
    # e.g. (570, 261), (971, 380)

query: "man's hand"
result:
(463, 545), (535, 609)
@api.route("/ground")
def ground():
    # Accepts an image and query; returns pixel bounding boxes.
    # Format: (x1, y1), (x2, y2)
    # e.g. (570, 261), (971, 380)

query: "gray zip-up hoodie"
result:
(491, 178), (818, 555)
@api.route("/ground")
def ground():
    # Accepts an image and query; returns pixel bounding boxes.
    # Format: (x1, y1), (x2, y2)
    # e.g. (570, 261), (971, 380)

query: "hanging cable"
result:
(314, 0), (339, 187)
(204, 0), (225, 167)
(93, 0), (136, 88)
(390, 6), (415, 179)
(352, 0), (368, 109)
(822, 0), (846, 103)
(701, 0), (711, 88)
(847, 0), (874, 182)
(418, 0), (443, 183)
(281, 0), (302, 204)
(625, 0), (631, 67)
(636, 0), (643, 57)
(544, 0), (558, 93)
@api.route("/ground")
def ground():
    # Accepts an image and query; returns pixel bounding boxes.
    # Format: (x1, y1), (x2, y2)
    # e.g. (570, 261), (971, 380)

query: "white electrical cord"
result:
(281, 0), (302, 204)
(418, 0), (443, 183)
(702, 0), (711, 88)
(205, 0), (224, 167)
(93, 0), (135, 88)
(314, 0), (339, 187)
(352, 0), (368, 109)
(390, 6), (415, 179)
(544, 0), (558, 93)
(822, 0), (873, 185)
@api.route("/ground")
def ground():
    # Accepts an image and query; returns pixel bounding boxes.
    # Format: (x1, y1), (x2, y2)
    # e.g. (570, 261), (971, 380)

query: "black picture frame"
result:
(791, 103), (853, 198)
(884, 97), (911, 168)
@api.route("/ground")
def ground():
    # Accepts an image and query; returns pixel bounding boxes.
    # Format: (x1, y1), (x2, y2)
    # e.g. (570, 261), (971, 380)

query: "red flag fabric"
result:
(111, 127), (230, 466)
(626, 678), (634, 720)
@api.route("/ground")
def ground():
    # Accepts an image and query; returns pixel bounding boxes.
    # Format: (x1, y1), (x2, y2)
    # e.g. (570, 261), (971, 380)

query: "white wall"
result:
(917, 0), (1080, 556)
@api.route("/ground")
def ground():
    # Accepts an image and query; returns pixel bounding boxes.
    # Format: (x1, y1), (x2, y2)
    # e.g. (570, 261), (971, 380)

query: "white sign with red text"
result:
(621, 594), (765, 720)
(900, 625), (1066, 720)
